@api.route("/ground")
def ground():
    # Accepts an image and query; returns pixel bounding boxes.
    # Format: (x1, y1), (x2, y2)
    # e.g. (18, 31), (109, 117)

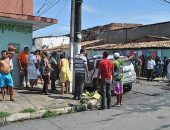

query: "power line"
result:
(160, 0), (170, 4)
(34, 0), (52, 15)
(38, 0), (61, 16)
(55, 0), (69, 17)
(150, 0), (170, 6)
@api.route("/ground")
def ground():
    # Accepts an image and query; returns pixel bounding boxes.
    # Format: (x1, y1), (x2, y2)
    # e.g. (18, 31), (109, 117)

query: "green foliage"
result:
(42, 111), (57, 118)
(82, 90), (95, 98)
(0, 112), (11, 118)
(20, 108), (36, 113)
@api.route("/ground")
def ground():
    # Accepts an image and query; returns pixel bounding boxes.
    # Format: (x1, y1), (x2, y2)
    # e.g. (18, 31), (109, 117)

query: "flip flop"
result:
(114, 104), (121, 107)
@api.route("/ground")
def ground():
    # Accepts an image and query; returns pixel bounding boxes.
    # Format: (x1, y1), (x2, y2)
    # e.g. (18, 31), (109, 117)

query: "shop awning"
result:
(0, 12), (58, 31)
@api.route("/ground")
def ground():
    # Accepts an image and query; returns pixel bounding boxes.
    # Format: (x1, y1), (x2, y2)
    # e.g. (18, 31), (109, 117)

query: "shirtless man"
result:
(0, 50), (15, 102)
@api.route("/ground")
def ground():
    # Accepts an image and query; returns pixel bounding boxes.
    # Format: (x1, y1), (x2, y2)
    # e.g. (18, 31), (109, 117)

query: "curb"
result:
(0, 99), (98, 125)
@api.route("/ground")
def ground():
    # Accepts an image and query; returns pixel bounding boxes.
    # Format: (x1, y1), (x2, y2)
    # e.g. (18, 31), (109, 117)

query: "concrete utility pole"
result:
(69, 0), (75, 93)
(69, 0), (83, 93)
(74, 0), (83, 55)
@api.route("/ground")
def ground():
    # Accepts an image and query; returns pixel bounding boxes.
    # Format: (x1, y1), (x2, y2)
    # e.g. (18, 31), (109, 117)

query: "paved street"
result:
(1, 80), (170, 130)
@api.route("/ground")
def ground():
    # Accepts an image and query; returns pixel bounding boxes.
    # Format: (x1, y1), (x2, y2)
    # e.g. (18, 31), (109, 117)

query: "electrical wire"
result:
(160, 0), (170, 4)
(150, 0), (170, 6)
(34, 0), (57, 15)
(55, 0), (69, 17)
(38, 0), (61, 16)
(34, 0), (52, 15)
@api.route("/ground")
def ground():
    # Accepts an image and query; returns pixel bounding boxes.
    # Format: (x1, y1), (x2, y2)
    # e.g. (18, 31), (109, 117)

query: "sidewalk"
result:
(0, 84), (98, 124)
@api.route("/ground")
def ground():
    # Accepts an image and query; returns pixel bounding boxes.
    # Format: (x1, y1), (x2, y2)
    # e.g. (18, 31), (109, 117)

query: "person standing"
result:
(35, 50), (42, 85)
(167, 58), (170, 86)
(18, 47), (29, 87)
(73, 48), (88, 100)
(0, 50), (15, 102)
(113, 52), (135, 107)
(147, 56), (156, 81)
(97, 51), (113, 110)
(59, 54), (71, 94)
(27, 48), (38, 88)
(136, 56), (142, 82)
(41, 52), (52, 95)
(163, 56), (168, 78)
(50, 52), (59, 93)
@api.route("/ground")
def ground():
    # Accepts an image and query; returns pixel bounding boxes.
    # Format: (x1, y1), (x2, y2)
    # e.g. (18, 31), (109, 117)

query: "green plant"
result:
(82, 90), (95, 98)
(20, 108), (36, 113)
(0, 112), (11, 118)
(42, 111), (57, 118)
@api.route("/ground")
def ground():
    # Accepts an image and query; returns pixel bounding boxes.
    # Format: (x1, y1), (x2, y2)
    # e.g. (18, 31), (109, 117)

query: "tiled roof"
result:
(41, 39), (104, 51)
(86, 40), (170, 50)
(127, 35), (170, 43)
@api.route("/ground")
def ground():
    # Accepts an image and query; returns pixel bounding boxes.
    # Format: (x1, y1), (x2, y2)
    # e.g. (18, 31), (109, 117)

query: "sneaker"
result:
(98, 106), (105, 110)
(77, 97), (81, 100)
(106, 106), (111, 109)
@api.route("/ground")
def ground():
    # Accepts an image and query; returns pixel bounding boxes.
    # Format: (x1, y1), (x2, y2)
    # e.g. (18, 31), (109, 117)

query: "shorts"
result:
(0, 73), (14, 88)
(113, 81), (123, 94)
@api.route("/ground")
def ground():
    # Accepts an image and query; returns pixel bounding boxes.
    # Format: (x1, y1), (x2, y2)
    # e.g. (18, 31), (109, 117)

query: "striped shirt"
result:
(74, 54), (87, 74)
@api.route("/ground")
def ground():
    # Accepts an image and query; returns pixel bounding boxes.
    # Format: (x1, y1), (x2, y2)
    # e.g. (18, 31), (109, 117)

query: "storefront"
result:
(0, 12), (57, 86)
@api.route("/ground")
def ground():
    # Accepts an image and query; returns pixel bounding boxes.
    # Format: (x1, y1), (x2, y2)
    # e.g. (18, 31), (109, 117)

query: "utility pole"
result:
(69, 0), (75, 93)
(74, 0), (83, 55)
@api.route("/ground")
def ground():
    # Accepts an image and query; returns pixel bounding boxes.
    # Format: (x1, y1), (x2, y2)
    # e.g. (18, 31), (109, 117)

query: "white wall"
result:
(34, 36), (70, 49)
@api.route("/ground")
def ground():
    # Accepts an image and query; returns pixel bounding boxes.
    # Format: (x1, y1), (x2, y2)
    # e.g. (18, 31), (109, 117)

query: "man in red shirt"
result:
(97, 51), (114, 110)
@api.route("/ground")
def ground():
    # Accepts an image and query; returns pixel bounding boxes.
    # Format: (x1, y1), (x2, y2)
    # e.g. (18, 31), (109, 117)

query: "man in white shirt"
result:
(147, 56), (156, 81)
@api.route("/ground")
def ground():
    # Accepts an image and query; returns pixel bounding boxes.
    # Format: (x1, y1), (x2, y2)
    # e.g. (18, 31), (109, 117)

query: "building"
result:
(34, 23), (142, 55)
(0, 0), (57, 86)
(33, 35), (70, 50)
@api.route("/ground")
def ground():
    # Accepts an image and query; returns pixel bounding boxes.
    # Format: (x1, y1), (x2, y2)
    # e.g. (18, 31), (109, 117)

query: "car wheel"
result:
(123, 83), (132, 92)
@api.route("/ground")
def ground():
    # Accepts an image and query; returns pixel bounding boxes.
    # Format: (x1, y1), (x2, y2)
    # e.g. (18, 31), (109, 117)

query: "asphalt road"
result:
(1, 80), (170, 130)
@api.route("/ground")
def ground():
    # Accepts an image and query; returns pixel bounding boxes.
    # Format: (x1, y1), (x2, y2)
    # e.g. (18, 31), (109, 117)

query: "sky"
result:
(33, 0), (170, 37)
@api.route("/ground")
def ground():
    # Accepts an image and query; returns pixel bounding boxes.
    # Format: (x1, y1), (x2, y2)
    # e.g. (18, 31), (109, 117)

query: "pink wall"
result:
(0, 0), (33, 15)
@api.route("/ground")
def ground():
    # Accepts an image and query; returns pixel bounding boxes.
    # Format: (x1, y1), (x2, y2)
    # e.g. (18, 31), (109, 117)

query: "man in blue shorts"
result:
(0, 50), (15, 102)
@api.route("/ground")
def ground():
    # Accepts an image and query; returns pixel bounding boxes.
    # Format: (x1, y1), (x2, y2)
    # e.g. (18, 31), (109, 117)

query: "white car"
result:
(85, 55), (136, 92)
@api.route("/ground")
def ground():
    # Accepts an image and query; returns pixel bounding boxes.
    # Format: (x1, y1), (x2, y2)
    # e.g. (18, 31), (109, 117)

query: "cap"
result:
(114, 52), (120, 58)
(8, 45), (16, 51)
(31, 47), (36, 52)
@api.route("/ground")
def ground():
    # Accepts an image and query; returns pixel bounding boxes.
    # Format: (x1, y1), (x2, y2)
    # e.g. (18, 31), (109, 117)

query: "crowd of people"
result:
(2, 46), (170, 111)
(134, 55), (170, 81)
(18, 47), (71, 95)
